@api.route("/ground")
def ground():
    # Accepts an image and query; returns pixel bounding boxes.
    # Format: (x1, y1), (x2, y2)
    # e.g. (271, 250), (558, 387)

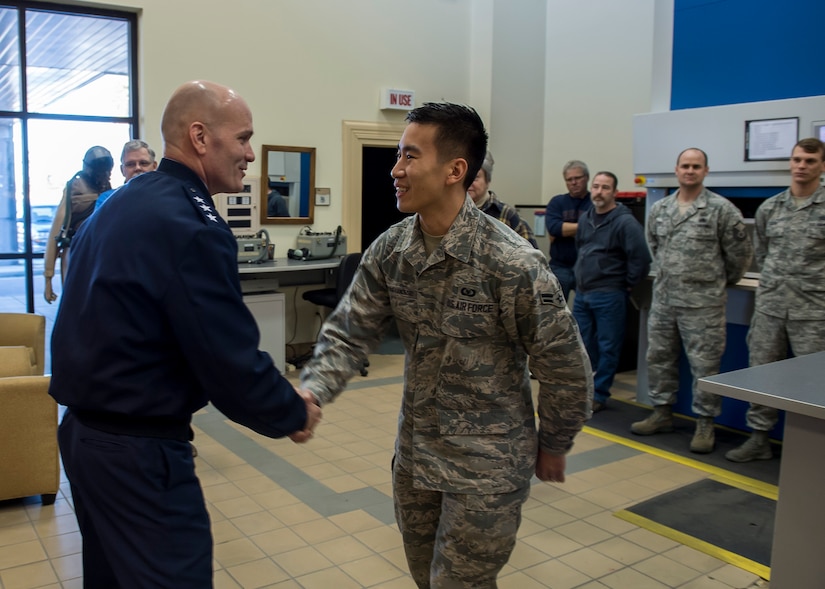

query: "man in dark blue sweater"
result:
(573, 172), (651, 411)
(50, 80), (321, 588)
(544, 160), (592, 301)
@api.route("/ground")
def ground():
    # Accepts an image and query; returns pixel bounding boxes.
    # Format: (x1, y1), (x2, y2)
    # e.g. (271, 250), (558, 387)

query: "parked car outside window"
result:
(17, 204), (58, 252)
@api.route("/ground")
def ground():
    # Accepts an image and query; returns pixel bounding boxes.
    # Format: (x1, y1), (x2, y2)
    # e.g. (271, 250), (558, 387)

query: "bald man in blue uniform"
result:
(50, 80), (321, 589)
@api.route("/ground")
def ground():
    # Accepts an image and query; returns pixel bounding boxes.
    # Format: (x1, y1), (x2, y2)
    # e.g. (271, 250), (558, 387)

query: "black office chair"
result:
(302, 252), (369, 376)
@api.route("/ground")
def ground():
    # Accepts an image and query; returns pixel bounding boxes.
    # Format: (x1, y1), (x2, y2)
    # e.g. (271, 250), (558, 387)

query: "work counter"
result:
(238, 256), (342, 372)
(239, 257), (341, 291)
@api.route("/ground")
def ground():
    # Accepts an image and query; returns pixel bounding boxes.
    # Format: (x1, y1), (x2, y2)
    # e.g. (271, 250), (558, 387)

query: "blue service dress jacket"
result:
(49, 158), (306, 439)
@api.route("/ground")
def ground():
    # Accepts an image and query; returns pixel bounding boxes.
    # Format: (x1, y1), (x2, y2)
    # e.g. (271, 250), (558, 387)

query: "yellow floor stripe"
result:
(582, 425), (779, 500)
(615, 510), (771, 581)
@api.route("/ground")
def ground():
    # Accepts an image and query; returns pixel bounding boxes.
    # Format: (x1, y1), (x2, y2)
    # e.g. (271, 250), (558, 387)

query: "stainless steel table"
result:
(699, 352), (825, 588)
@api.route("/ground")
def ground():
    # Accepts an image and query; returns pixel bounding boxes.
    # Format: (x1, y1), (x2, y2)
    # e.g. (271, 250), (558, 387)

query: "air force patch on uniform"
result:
(733, 220), (747, 241)
(540, 290), (567, 308)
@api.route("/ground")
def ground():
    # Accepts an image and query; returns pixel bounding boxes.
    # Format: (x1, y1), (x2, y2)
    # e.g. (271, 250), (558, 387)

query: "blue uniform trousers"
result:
(572, 289), (627, 404)
(59, 411), (212, 588)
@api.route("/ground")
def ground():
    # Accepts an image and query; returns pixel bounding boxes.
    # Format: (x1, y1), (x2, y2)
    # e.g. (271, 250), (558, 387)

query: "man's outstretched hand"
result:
(289, 388), (322, 443)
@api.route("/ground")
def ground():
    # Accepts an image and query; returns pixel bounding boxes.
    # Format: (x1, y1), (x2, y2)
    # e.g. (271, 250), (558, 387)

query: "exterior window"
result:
(0, 3), (137, 372)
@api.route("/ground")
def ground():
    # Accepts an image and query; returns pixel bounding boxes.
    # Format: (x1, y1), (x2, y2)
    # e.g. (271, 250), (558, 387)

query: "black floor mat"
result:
(587, 399), (781, 486)
(622, 478), (774, 569)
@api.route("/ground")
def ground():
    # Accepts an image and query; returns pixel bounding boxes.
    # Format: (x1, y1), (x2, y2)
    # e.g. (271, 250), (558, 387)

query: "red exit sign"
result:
(380, 88), (416, 111)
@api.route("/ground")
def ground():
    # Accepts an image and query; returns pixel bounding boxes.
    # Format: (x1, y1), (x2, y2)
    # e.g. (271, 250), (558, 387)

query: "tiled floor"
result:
(0, 357), (770, 588)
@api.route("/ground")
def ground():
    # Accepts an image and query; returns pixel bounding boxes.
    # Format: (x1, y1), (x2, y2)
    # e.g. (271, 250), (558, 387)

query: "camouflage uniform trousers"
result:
(392, 460), (529, 589)
(646, 302), (726, 416)
(745, 310), (825, 431)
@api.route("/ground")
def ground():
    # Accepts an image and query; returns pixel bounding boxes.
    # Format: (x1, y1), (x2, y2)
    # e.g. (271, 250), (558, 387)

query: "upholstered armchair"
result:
(0, 312), (46, 375)
(0, 313), (59, 504)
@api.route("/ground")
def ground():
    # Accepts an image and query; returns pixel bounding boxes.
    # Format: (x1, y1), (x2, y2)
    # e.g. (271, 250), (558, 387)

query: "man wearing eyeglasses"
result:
(544, 160), (592, 302)
(94, 139), (158, 211)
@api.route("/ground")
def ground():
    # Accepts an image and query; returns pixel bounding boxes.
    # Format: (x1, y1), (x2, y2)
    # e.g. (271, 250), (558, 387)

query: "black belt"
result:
(70, 408), (193, 442)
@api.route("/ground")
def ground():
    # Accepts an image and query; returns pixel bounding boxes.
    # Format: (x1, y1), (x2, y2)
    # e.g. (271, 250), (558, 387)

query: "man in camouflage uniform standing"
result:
(631, 148), (753, 454)
(726, 137), (825, 462)
(300, 102), (592, 588)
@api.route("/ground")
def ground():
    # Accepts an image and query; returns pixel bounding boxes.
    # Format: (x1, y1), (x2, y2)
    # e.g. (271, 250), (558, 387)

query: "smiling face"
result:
(200, 98), (255, 195)
(391, 122), (455, 218)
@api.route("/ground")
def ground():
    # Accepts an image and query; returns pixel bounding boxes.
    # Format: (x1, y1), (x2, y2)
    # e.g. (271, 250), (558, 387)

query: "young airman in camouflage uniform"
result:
(631, 148), (753, 454)
(300, 103), (592, 588)
(726, 137), (825, 462)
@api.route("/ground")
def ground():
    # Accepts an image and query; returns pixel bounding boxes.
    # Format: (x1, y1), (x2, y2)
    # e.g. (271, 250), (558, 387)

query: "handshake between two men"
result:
(288, 387), (322, 443)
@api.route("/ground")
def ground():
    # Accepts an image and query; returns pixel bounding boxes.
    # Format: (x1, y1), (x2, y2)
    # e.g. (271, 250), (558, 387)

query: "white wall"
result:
(650, 0), (674, 113)
(92, 0), (657, 233)
(469, 0), (495, 122)
(542, 0), (655, 200)
(487, 0), (547, 206)
(81, 0), (657, 345)
(97, 0), (474, 248)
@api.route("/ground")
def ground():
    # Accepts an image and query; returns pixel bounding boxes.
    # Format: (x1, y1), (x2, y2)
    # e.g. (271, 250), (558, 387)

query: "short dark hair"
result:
(677, 147), (708, 167)
(794, 137), (825, 159)
(405, 102), (488, 191)
(593, 171), (618, 190)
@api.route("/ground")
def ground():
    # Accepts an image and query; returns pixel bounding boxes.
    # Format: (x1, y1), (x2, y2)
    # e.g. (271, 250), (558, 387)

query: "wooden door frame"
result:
(342, 121), (405, 252)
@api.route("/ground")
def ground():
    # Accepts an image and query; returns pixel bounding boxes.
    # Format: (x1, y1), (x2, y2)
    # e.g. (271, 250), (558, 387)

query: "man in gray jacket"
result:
(573, 171), (650, 413)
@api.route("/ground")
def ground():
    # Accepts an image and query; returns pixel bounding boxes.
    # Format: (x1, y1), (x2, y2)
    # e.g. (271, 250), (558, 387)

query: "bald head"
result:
(160, 80), (255, 194)
(161, 81), (239, 149)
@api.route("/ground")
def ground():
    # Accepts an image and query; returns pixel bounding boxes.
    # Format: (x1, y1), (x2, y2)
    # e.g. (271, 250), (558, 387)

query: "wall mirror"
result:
(260, 144), (316, 225)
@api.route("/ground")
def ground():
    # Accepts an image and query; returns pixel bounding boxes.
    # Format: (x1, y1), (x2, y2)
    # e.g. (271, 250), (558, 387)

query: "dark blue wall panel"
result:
(672, 0), (825, 110)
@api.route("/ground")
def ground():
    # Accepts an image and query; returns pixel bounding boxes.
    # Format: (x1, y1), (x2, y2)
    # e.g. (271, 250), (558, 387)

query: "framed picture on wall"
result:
(315, 187), (331, 206)
(744, 117), (798, 161)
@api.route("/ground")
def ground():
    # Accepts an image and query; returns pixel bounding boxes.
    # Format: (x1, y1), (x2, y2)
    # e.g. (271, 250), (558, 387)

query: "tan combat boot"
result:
(725, 431), (772, 462)
(630, 405), (673, 435)
(689, 417), (715, 453)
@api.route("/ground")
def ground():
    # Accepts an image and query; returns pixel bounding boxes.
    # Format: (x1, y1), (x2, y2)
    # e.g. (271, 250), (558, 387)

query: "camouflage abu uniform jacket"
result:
(753, 186), (825, 320)
(300, 196), (592, 495)
(647, 188), (753, 308)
